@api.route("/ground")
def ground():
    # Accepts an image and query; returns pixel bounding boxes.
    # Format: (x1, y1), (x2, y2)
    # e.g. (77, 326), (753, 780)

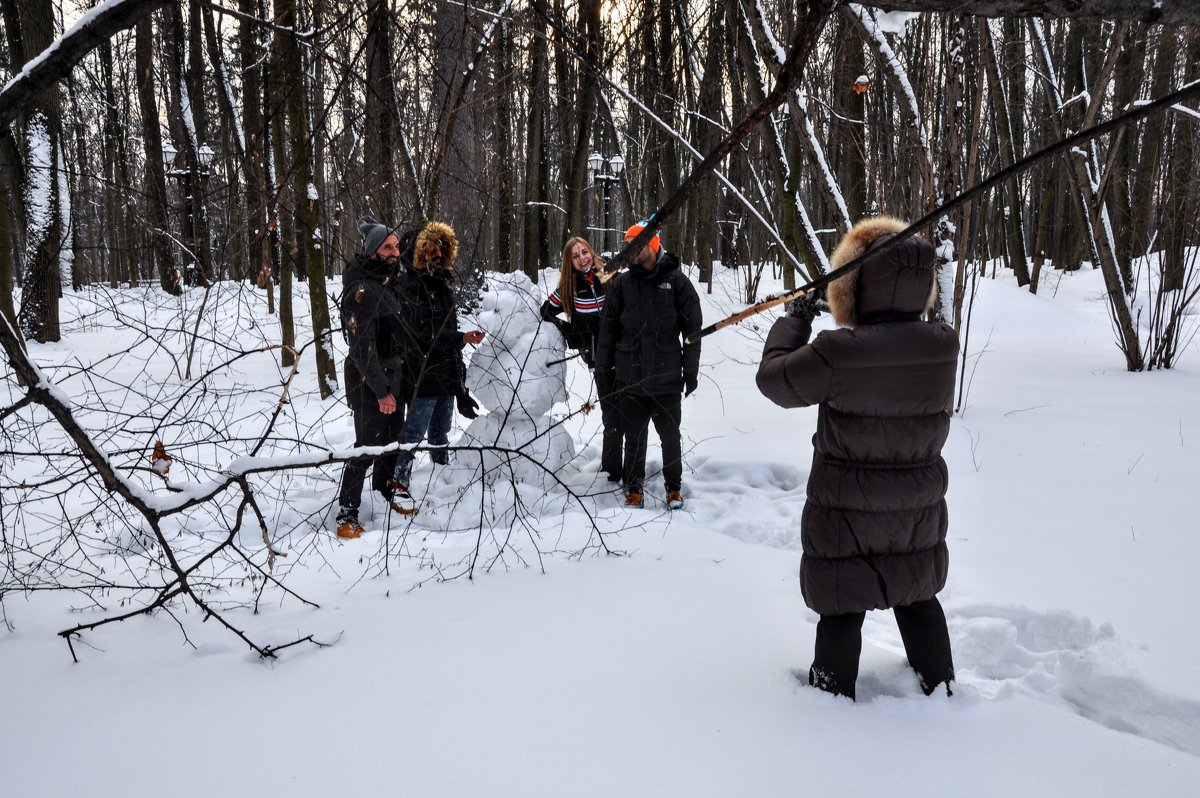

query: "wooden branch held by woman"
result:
(688, 73), (1200, 346)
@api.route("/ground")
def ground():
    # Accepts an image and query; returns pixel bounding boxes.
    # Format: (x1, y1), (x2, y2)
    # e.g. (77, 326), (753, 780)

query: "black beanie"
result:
(358, 217), (391, 256)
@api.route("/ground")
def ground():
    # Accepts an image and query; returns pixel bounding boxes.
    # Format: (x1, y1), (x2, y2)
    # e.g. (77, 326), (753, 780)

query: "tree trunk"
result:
(1162, 32), (1200, 293)
(522, 2), (551, 279)
(238, 0), (270, 298)
(134, 16), (180, 295)
(278, 0), (337, 397)
(0, 127), (19, 334)
(693, 3), (732, 287)
(100, 38), (128, 288)
(269, 0), (295, 365)
(980, 23), (1031, 286)
(494, 10), (515, 273)
(7, 0), (62, 341)
(835, 14), (867, 220)
(562, 0), (601, 241)
(1129, 26), (1177, 270)
(363, 0), (400, 221)
(202, 2), (246, 282)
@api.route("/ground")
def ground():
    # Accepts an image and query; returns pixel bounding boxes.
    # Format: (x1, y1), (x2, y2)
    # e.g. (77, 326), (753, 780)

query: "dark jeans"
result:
(338, 376), (405, 513)
(618, 390), (682, 492)
(594, 368), (623, 478)
(809, 596), (954, 701)
(393, 394), (454, 486)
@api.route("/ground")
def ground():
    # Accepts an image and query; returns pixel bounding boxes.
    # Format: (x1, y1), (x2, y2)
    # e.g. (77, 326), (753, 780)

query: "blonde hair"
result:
(555, 236), (606, 320)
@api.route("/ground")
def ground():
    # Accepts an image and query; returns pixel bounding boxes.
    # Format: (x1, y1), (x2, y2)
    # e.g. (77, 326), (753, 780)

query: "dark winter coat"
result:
(540, 267), (608, 365)
(756, 217), (959, 617)
(341, 253), (406, 400)
(596, 251), (702, 397)
(395, 221), (467, 399)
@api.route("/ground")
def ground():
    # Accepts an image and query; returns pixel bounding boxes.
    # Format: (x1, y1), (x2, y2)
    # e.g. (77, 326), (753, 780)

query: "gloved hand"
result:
(456, 391), (479, 420)
(684, 375), (698, 397)
(786, 289), (829, 323)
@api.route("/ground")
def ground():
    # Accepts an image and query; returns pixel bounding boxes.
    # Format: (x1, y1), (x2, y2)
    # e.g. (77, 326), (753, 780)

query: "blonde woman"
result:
(540, 236), (623, 481)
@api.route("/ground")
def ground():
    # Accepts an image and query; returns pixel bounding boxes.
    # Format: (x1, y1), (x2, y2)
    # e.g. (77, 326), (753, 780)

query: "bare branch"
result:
(862, 0), (1200, 26)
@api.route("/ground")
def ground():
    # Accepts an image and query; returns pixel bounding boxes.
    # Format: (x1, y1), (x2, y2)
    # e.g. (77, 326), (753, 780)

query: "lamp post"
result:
(587, 151), (624, 254)
(162, 142), (214, 284)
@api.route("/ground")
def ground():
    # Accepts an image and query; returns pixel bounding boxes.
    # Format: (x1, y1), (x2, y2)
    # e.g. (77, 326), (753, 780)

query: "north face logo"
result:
(658, 283), (671, 290)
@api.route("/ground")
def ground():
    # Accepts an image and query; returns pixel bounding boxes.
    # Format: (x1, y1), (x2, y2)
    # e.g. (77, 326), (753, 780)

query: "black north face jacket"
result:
(596, 251), (702, 397)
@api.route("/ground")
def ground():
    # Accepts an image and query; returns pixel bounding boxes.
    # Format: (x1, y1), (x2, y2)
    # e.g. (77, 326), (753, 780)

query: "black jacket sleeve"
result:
(343, 284), (393, 399)
(675, 273), (703, 383)
(756, 316), (833, 409)
(540, 296), (563, 323)
(596, 274), (623, 372)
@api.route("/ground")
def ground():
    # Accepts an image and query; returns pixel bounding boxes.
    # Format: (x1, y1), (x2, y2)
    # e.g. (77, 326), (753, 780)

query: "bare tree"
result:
(5, 0), (65, 341)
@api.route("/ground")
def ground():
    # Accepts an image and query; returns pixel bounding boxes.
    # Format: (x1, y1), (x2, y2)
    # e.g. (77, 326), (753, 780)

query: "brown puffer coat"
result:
(756, 217), (959, 616)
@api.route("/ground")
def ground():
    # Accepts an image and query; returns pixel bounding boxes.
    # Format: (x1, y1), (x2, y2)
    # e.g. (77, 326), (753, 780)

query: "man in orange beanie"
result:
(596, 221), (702, 510)
(623, 221), (662, 259)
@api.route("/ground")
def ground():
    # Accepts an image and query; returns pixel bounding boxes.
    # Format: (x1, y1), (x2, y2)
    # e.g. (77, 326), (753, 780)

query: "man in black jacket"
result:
(596, 221), (702, 510)
(334, 218), (408, 539)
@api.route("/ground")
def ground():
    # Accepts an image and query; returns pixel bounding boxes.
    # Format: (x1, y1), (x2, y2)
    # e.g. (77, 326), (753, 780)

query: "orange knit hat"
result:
(624, 221), (661, 254)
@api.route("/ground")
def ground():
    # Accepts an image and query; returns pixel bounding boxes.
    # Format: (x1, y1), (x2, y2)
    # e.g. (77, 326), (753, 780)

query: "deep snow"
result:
(2, 259), (1199, 796)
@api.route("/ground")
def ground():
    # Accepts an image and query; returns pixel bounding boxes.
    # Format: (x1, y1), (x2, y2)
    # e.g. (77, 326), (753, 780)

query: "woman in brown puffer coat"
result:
(756, 216), (958, 701)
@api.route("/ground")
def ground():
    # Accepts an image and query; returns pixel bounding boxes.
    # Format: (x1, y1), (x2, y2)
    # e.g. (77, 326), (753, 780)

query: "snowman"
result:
(423, 272), (576, 529)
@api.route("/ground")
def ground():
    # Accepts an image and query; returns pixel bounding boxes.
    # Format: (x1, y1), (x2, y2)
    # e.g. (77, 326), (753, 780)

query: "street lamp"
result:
(588, 151), (624, 254)
(162, 141), (214, 284)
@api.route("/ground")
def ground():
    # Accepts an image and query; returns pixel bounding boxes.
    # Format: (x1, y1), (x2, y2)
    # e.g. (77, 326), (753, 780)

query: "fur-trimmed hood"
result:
(399, 221), (458, 272)
(827, 216), (937, 327)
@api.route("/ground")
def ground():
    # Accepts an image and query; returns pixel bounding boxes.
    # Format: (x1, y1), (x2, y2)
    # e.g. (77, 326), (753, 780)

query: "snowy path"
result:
(338, 427), (1200, 768)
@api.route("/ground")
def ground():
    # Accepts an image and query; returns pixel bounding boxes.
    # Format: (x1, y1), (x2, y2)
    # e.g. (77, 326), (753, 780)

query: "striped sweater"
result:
(540, 268), (607, 364)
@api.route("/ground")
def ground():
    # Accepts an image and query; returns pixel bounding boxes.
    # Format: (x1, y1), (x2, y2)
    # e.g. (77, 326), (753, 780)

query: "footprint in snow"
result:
(947, 604), (1200, 757)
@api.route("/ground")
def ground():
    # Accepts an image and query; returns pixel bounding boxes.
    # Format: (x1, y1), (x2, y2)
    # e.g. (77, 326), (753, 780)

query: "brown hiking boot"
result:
(666, 490), (685, 510)
(624, 490), (644, 509)
(336, 517), (366, 539)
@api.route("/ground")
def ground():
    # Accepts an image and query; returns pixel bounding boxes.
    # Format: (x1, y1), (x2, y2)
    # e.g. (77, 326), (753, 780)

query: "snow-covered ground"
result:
(3, 259), (1199, 796)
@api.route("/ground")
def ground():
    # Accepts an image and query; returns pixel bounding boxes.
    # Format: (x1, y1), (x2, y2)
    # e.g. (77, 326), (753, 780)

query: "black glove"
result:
(786, 289), (829, 323)
(456, 391), (479, 420)
(684, 375), (698, 397)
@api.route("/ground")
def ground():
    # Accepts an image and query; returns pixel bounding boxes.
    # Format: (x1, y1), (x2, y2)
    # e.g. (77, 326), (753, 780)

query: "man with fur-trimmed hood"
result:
(390, 221), (484, 509)
(756, 216), (959, 701)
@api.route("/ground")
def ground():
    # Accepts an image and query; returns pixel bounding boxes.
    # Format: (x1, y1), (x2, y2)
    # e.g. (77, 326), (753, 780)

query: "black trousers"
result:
(337, 371), (404, 513)
(594, 368), (624, 478)
(618, 391), (682, 492)
(809, 596), (954, 701)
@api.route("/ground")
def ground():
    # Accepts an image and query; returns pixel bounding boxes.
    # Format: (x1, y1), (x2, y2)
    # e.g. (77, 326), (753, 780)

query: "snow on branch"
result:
(742, 0), (851, 232)
(848, 4), (938, 203)
(854, 0), (1200, 26)
(0, 0), (171, 131)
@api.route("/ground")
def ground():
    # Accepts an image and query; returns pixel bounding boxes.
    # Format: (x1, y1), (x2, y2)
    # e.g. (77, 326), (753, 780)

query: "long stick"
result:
(687, 76), (1200, 344)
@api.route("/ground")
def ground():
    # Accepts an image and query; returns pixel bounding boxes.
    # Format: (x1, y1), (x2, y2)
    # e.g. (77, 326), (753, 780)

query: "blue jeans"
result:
(393, 395), (454, 486)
